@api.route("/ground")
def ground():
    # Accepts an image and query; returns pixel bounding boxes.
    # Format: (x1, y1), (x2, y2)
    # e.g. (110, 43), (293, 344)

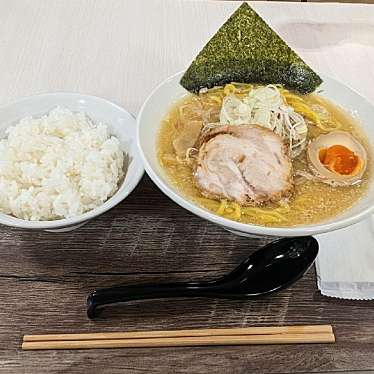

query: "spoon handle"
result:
(87, 282), (217, 319)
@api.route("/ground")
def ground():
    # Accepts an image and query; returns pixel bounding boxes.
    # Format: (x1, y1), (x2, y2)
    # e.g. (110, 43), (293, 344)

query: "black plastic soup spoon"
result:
(87, 236), (318, 319)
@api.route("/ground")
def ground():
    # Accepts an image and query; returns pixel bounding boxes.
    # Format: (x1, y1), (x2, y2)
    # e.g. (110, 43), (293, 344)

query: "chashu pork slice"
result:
(194, 124), (293, 205)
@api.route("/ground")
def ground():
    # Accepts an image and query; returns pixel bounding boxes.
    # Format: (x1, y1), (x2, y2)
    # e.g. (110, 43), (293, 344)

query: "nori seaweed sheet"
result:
(180, 2), (322, 94)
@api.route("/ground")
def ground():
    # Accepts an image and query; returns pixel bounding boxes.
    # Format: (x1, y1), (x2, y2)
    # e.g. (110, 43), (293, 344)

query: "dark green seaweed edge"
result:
(180, 2), (322, 94)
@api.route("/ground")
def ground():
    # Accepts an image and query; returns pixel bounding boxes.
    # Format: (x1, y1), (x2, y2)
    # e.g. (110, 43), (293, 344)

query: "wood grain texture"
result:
(0, 1), (374, 373)
(2, 177), (374, 373)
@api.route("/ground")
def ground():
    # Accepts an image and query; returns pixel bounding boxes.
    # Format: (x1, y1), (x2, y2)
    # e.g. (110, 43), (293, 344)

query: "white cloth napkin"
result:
(315, 216), (374, 300)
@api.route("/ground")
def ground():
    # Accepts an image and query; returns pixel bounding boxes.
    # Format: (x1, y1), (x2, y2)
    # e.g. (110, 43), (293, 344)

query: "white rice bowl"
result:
(0, 107), (124, 221)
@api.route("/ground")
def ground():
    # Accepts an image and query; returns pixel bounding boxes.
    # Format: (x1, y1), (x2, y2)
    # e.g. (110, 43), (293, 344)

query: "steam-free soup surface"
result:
(157, 86), (371, 227)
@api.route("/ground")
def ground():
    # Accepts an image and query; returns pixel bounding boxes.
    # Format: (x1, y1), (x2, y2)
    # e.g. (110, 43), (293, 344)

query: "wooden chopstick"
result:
(22, 333), (335, 350)
(22, 325), (335, 350)
(23, 325), (333, 342)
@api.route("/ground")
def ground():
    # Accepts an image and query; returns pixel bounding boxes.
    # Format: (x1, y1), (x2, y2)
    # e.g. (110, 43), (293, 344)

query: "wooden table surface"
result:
(1, 1), (374, 373)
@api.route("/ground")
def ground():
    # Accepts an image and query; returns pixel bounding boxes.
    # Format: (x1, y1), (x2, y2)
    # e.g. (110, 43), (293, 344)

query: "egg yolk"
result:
(319, 145), (360, 175)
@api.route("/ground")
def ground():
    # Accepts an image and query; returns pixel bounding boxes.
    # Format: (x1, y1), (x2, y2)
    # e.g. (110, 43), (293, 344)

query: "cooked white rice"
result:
(0, 107), (124, 221)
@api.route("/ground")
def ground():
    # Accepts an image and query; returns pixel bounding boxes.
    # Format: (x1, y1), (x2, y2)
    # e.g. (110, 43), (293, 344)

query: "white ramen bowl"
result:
(137, 72), (374, 238)
(0, 92), (144, 232)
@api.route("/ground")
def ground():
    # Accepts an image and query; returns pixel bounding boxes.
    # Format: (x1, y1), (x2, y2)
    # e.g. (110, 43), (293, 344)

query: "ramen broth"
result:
(157, 86), (371, 227)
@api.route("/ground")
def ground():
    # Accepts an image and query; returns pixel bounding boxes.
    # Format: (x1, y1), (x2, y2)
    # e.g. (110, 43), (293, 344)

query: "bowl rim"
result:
(137, 71), (374, 237)
(0, 91), (145, 229)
